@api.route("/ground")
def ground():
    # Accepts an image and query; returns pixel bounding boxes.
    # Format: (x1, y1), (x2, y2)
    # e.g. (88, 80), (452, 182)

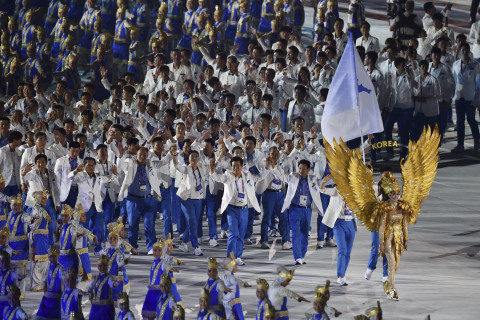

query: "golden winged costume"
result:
(323, 126), (440, 300)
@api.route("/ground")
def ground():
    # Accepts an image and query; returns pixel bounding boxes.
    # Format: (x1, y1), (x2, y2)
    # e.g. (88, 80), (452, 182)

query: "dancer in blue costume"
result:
(310, 295), (329, 320)
(127, 26), (144, 83)
(2, 285), (28, 320)
(57, 205), (79, 276)
(100, 0), (117, 33)
(224, 0), (239, 50)
(22, 42), (44, 83)
(129, 0), (150, 43)
(222, 252), (251, 320)
(191, 16), (208, 66)
(90, 17), (106, 65)
(7, 17), (21, 54)
(142, 239), (165, 319)
(213, 6), (225, 50)
(255, 278), (270, 320)
(258, 0), (275, 34)
(36, 247), (65, 320)
(250, 0), (262, 29)
(203, 257), (227, 319)
(61, 268), (84, 320)
(112, 6), (129, 80)
(267, 266), (310, 320)
(71, 204), (97, 282)
(165, 0), (183, 48)
(162, 234), (184, 307)
(177, 0), (197, 51)
(88, 255), (121, 320)
(101, 230), (127, 301)
(116, 292), (135, 320)
(50, 12), (67, 64)
(197, 288), (216, 320)
(0, 250), (16, 317)
(77, 0), (99, 63)
(156, 273), (176, 320)
(7, 194), (29, 301)
(44, 0), (61, 39)
(20, 11), (36, 60)
(29, 190), (52, 292)
(314, 281), (341, 318)
(233, 1), (250, 55)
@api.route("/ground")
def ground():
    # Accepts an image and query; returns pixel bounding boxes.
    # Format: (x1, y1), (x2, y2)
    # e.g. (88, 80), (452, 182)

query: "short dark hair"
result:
(34, 154), (48, 163)
(83, 157), (96, 165)
(204, 138), (215, 147)
(245, 136), (256, 145)
(96, 144), (107, 151)
(298, 159), (311, 169)
(127, 137), (139, 146)
(34, 131), (47, 140)
(7, 131), (22, 143)
(231, 156), (244, 166)
(69, 141), (81, 149)
(54, 127), (66, 136)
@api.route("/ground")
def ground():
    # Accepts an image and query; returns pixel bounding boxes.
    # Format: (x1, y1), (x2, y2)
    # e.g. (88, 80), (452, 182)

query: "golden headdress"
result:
(65, 34), (75, 45)
(58, 6), (66, 14)
(8, 16), (17, 27)
(224, 252), (236, 270)
(163, 233), (172, 246)
(25, 10), (33, 18)
(314, 293), (328, 305)
(128, 25), (141, 36)
(214, 5), (223, 15)
(379, 172), (400, 198)
(72, 203), (84, 220)
(10, 57), (19, 69)
(256, 278), (269, 291)
(9, 194), (23, 205)
(27, 41), (36, 52)
(67, 53), (79, 66)
(151, 37), (160, 48)
(61, 204), (73, 216)
(274, 0), (284, 8)
(207, 257), (218, 269)
(61, 18), (70, 29)
(196, 15), (206, 25)
(277, 265), (294, 280)
(158, 32), (168, 42)
(327, 0), (336, 6)
(364, 301), (382, 319)
(173, 304), (185, 318)
(48, 246), (60, 257)
(117, 217), (125, 229)
(199, 287), (210, 300)
(35, 26), (46, 37)
(206, 21), (216, 36)
(315, 280), (330, 297)
(160, 273), (172, 287)
(117, 4), (126, 14)
(33, 189), (48, 202)
(159, 2), (168, 12)
(94, 16), (104, 27)
(0, 171), (4, 183)
(97, 254), (109, 265)
(0, 226), (9, 238)
(153, 238), (164, 249)
(239, 0), (248, 7)
(117, 292), (129, 304)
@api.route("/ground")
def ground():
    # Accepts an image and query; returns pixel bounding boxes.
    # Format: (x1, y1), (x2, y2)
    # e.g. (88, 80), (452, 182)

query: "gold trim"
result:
(275, 311), (289, 317)
(229, 298), (241, 306)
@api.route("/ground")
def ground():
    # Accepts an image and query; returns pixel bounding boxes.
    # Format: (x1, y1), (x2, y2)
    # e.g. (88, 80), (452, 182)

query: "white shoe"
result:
(269, 229), (278, 237)
(317, 240), (325, 248)
(244, 238), (253, 245)
(295, 258), (303, 265)
(220, 230), (228, 239)
(326, 239), (337, 247)
(382, 276), (388, 283)
(173, 224), (178, 232)
(194, 247), (203, 256)
(301, 259), (306, 265)
(179, 243), (189, 253)
(236, 258), (245, 266)
(209, 239), (219, 247)
(336, 277), (341, 284)
(147, 249), (154, 255)
(281, 241), (292, 250)
(364, 269), (373, 280)
(339, 277), (348, 286)
(260, 242), (269, 249)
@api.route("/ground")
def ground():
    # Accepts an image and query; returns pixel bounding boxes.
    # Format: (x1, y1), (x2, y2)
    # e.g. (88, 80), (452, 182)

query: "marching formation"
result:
(0, 0), (471, 318)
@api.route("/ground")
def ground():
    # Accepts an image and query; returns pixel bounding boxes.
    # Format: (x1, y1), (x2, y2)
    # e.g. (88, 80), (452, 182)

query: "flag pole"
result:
(349, 33), (366, 164)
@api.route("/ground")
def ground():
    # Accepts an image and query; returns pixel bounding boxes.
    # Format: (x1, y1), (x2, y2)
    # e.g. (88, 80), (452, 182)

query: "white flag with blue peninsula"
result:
(321, 34), (384, 145)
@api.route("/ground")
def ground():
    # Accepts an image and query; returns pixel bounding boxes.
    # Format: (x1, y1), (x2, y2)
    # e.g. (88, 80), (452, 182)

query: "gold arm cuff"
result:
(229, 298), (241, 307)
(33, 229), (49, 235)
(34, 254), (49, 262)
(275, 311), (289, 317)
(76, 248), (89, 255)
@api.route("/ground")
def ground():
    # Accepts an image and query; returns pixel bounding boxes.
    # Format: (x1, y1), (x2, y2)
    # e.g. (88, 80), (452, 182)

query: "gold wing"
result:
(324, 138), (382, 231)
(400, 125), (440, 225)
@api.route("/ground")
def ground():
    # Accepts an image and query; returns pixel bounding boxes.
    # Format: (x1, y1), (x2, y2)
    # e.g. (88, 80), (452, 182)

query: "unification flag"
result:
(321, 34), (384, 145)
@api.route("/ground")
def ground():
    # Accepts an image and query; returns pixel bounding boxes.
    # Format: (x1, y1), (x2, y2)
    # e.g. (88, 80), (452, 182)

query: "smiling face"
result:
(207, 268), (218, 279)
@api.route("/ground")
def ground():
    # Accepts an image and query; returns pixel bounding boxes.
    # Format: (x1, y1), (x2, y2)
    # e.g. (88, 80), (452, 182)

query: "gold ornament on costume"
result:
(207, 257), (218, 269)
(214, 5), (223, 15)
(25, 10), (33, 18)
(366, 301), (382, 318)
(277, 265), (294, 280)
(314, 294), (328, 304)
(163, 233), (172, 246)
(323, 126), (440, 300)
(33, 189), (48, 202)
(35, 26), (46, 37)
(263, 303), (275, 317)
(379, 172), (400, 198)
(159, 2), (168, 12)
(94, 16), (104, 27)
(27, 41), (36, 52)
(0, 171), (5, 183)
(117, 4), (126, 14)
(10, 194), (23, 205)
(256, 278), (269, 291)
